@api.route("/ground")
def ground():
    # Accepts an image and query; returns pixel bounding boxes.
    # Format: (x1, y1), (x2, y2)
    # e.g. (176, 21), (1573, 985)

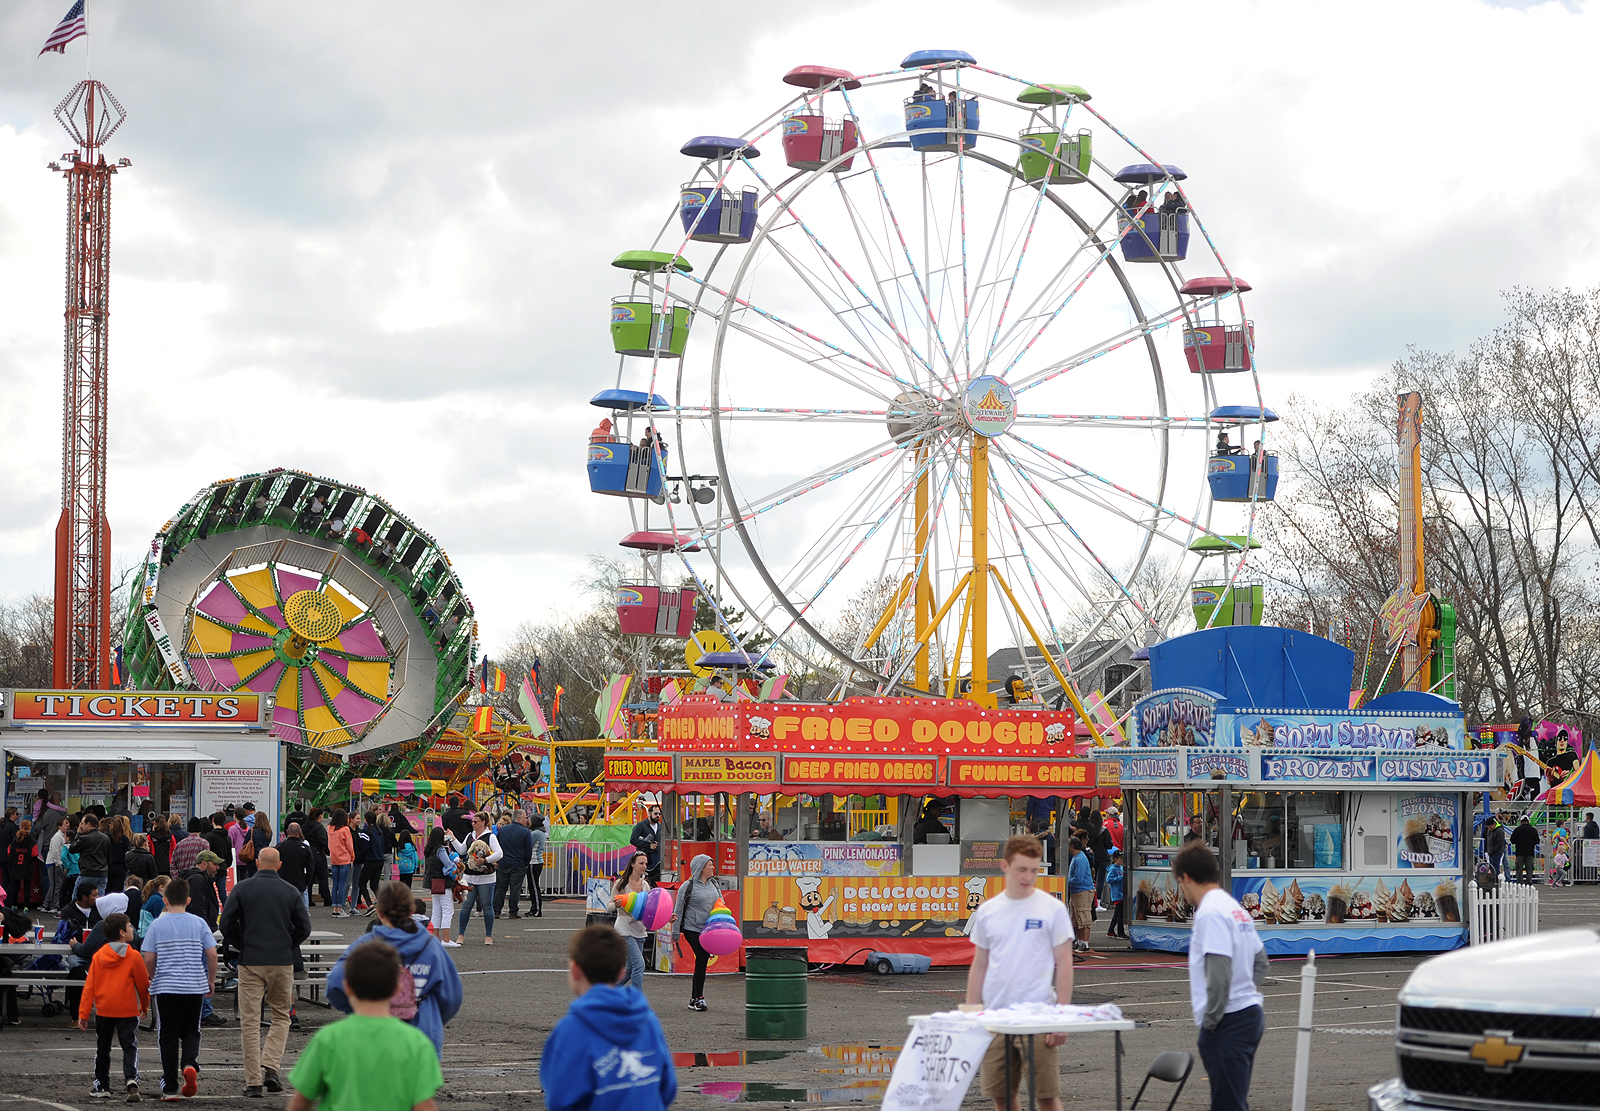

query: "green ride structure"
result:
(122, 467), (476, 803)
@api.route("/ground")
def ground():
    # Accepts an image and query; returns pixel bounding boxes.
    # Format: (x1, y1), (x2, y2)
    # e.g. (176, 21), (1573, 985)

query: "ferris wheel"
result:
(586, 48), (1276, 720)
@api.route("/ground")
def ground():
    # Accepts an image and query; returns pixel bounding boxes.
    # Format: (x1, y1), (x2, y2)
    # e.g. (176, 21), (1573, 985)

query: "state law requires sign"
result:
(199, 767), (272, 811)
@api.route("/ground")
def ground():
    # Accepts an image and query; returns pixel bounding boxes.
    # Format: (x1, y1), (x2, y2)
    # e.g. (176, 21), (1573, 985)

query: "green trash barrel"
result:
(745, 946), (807, 1040)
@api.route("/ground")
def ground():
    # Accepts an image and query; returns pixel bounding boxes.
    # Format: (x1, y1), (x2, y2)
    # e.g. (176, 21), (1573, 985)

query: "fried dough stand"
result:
(1113, 626), (1488, 956)
(604, 693), (1119, 966)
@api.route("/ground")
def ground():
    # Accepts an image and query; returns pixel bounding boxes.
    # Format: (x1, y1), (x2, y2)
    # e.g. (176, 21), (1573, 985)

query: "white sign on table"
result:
(882, 1014), (995, 1111)
(1584, 840), (1600, 869)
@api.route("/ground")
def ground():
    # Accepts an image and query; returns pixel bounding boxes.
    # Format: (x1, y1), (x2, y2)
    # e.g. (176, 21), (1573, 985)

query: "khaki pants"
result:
(238, 964), (293, 1086)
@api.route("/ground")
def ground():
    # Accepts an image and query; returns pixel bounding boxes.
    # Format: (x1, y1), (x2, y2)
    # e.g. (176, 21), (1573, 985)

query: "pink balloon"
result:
(700, 922), (743, 957)
(639, 887), (673, 931)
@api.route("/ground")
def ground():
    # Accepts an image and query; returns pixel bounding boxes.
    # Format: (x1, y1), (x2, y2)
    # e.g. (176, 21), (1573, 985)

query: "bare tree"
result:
(0, 594), (55, 687)
(1263, 288), (1600, 725)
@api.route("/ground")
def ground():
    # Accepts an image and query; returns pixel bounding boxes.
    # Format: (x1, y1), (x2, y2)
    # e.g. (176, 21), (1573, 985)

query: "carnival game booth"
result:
(2, 689), (279, 828)
(1113, 626), (1487, 956)
(605, 693), (1119, 966)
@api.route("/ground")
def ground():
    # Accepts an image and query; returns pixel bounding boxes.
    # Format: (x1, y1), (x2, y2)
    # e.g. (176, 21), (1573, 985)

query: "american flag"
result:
(39, 0), (87, 56)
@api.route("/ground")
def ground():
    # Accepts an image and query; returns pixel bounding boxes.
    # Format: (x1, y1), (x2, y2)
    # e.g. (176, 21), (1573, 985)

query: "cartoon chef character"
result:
(795, 877), (835, 939)
(961, 876), (989, 936)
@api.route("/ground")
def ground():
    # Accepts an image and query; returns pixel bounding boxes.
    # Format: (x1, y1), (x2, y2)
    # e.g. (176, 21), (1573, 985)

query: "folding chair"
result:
(1129, 1050), (1193, 1111)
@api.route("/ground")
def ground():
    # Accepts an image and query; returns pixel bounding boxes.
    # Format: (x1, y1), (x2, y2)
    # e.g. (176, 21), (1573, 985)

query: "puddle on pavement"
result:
(674, 1044), (900, 1075)
(695, 1080), (889, 1103)
(673, 1051), (801, 1068)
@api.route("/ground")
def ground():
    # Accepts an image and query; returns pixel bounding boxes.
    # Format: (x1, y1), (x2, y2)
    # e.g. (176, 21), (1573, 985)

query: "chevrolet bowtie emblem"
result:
(1470, 1033), (1525, 1070)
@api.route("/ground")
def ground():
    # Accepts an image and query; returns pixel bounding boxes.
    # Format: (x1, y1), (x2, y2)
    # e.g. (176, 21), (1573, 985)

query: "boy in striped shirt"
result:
(141, 877), (217, 1102)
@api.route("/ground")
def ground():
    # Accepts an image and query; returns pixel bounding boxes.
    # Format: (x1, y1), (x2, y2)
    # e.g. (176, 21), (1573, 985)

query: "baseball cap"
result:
(197, 850), (224, 864)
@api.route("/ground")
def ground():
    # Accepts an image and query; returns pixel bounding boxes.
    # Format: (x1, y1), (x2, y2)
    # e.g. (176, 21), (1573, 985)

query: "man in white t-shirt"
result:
(1173, 842), (1266, 1111)
(965, 835), (1074, 1111)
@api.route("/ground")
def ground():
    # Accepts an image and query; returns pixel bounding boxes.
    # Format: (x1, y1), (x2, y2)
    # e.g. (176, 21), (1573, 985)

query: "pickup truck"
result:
(1368, 927), (1600, 1111)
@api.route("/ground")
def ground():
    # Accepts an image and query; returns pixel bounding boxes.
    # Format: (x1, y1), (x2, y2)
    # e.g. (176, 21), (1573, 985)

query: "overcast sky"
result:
(2, 0), (1597, 654)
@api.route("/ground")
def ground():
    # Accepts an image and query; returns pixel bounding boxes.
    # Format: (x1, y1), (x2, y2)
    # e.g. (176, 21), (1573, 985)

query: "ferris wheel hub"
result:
(960, 375), (1017, 438)
(886, 389), (953, 445)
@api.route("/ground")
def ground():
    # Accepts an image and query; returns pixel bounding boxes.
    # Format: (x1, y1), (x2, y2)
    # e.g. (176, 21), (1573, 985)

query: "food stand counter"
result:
(606, 694), (1117, 965)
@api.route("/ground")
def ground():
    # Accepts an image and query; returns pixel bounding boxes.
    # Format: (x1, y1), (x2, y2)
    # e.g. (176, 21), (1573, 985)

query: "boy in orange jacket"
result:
(78, 911), (151, 1101)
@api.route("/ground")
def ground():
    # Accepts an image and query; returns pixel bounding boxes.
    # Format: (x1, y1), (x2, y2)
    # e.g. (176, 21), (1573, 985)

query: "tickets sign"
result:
(5, 691), (261, 727)
(679, 754), (778, 788)
(945, 758), (1096, 796)
(603, 754), (674, 783)
(783, 755), (940, 788)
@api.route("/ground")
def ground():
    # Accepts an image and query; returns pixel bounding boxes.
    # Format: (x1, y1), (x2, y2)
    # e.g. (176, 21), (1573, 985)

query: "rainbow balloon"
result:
(616, 887), (673, 931)
(699, 897), (743, 956)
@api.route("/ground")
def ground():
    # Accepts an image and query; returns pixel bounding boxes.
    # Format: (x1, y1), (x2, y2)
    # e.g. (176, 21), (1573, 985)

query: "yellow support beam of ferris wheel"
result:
(969, 435), (996, 708)
(991, 566), (1105, 746)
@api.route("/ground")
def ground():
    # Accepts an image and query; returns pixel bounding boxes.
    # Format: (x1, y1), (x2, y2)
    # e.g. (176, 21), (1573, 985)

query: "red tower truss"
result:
(50, 80), (127, 689)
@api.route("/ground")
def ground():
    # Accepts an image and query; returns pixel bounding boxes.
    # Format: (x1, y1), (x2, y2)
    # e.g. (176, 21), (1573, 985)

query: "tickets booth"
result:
(2, 689), (279, 830)
(605, 695), (1120, 966)
(1112, 626), (1485, 956)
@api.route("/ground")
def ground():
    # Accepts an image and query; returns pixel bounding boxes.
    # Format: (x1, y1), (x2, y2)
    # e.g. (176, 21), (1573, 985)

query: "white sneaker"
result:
(441, 940), (461, 948)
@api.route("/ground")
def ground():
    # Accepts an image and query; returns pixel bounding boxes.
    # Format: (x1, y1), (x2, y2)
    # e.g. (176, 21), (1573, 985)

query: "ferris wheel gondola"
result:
(588, 48), (1277, 716)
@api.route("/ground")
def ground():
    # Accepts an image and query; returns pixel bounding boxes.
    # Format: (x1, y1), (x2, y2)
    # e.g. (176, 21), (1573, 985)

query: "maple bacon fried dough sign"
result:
(678, 754), (778, 789)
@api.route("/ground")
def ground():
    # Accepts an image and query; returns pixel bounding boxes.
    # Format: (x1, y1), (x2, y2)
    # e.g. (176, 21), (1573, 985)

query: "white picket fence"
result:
(1467, 880), (1539, 944)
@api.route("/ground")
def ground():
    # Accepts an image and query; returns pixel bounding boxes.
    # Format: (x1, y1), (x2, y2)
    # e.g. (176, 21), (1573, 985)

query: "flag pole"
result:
(84, 0), (91, 77)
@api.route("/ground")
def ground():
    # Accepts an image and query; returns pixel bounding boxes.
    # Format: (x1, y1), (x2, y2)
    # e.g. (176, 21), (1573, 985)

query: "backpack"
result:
(389, 962), (419, 1020)
(239, 836), (257, 864)
(397, 842), (418, 874)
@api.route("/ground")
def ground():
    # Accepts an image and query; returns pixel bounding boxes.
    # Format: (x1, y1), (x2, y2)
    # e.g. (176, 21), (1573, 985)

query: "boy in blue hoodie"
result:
(541, 926), (677, 1111)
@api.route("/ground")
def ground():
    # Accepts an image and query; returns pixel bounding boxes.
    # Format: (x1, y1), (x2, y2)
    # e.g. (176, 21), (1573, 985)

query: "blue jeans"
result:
(331, 864), (351, 909)
(458, 883), (494, 937)
(1197, 1004), (1264, 1111)
(623, 935), (646, 991)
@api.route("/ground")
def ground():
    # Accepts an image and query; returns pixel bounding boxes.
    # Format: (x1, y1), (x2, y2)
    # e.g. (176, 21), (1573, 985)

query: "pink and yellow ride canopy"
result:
(187, 564), (394, 747)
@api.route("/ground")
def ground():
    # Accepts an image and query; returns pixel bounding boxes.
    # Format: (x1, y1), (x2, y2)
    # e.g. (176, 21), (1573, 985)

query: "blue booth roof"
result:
(1209, 404), (1280, 422)
(681, 136), (761, 159)
(1114, 163), (1188, 184)
(1149, 626), (1354, 712)
(591, 389), (669, 411)
(1364, 691), (1460, 713)
(901, 48), (977, 68)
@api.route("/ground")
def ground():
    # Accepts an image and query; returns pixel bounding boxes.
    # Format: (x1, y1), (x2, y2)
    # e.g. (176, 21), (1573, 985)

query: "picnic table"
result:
(0, 942), (79, 1020)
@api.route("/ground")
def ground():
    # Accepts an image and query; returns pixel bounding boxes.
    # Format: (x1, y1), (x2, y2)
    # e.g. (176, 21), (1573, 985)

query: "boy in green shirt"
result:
(288, 941), (442, 1111)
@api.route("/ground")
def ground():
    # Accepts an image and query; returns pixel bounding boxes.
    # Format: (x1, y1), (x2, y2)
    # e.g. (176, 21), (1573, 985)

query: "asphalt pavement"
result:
(2, 883), (1595, 1110)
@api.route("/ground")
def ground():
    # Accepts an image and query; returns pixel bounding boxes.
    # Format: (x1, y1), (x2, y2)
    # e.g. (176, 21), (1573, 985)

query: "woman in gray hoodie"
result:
(672, 854), (720, 1011)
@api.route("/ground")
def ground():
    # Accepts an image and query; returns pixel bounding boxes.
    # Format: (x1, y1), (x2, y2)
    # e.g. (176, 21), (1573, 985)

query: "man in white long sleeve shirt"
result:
(447, 814), (503, 946)
(1173, 842), (1266, 1111)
